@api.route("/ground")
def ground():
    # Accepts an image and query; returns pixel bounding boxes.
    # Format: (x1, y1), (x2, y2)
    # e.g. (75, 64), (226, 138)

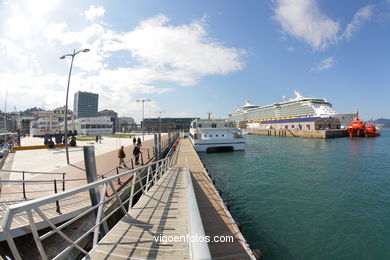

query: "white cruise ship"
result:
(229, 91), (354, 128)
(189, 119), (245, 152)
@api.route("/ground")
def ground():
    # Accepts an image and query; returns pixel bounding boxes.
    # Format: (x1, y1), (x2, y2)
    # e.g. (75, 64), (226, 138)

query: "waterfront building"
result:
(73, 91), (98, 118)
(98, 109), (118, 133)
(30, 117), (60, 137)
(143, 118), (198, 132)
(247, 117), (341, 131)
(60, 116), (113, 136)
(29, 108), (73, 137)
(20, 115), (35, 135)
(118, 117), (137, 132)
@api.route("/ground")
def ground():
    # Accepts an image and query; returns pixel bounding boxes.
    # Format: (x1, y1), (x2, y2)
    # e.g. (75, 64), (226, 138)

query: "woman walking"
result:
(118, 146), (127, 168)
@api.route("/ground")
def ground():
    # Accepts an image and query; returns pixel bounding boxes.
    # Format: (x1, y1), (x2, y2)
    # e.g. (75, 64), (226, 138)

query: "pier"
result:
(0, 136), (256, 259)
(0, 134), (168, 242)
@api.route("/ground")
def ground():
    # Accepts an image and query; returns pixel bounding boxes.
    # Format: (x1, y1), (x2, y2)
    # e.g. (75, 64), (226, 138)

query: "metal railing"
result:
(185, 158), (211, 260)
(0, 169), (90, 201)
(99, 134), (173, 180)
(1, 139), (178, 260)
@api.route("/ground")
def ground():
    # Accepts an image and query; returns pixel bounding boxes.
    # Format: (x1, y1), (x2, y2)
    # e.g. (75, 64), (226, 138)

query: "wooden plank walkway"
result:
(0, 136), (168, 241)
(86, 166), (189, 259)
(86, 138), (253, 260)
(175, 138), (254, 259)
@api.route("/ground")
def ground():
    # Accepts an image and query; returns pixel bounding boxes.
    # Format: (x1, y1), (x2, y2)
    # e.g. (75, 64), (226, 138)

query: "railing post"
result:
(116, 167), (122, 185)
(158, 133), (162, 160)
(145, 166), (151, 191)
(22, 171), (26, 199)
(62, 173), (66, 192)
(83, 146), (108, 237)
(154, 133), (158, 159)
(128, 170), (138, 213)
(54, 179), (61, 214)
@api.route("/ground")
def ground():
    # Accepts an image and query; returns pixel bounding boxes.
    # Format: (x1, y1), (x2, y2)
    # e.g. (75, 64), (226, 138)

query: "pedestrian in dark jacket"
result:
(137, 137), (142, 146)
(133, 137), (137, 146)
(118, 146), (127, 168)
(133, 144), (141, 165)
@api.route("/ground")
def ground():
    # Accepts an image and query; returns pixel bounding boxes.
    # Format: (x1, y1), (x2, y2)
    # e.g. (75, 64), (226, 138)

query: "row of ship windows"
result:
(204, 134), (225, 138)
(80, 124), (112, 129)
(194, 133), (225, 138)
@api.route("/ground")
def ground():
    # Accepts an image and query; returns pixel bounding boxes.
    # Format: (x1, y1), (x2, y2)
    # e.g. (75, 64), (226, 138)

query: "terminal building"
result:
(143, 118), (198, 132)
(60, 117), (113, 136)
(247, 116), (341, 131)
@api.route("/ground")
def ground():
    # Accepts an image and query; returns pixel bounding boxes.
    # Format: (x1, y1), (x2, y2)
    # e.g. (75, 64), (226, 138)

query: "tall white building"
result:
(60, 116), (113, 136)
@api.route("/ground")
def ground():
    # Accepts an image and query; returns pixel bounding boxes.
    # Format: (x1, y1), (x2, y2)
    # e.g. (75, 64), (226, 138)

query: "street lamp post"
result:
(157, 111), (164, 134)
(136, 98), (151, 141)
(60, 48), (90, 164)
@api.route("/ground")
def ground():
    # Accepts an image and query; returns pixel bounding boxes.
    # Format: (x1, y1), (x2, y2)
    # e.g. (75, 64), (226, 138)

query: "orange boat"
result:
(365, 122), (380, 137)
(347, 111), (366, 137)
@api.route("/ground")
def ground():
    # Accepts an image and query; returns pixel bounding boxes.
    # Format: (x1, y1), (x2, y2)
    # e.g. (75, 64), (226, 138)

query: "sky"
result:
(0, 0), (389, 121)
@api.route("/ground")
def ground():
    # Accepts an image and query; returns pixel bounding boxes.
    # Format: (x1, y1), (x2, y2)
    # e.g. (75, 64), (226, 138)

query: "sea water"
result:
(199, 130), (390, 260)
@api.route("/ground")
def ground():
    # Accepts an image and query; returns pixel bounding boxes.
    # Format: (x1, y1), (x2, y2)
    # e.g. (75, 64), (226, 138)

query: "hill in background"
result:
(374, 118), (390, 129)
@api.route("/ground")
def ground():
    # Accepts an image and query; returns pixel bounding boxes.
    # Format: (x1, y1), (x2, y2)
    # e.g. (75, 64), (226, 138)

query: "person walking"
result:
(133, 136), (137, 146)
(137, 137), (142, 147)
(133, 144), (141, 165)
(118, 146), (127, 168)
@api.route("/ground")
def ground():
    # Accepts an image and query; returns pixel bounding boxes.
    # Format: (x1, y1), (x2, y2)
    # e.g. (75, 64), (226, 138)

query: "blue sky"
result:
(0, 0), (389, 121)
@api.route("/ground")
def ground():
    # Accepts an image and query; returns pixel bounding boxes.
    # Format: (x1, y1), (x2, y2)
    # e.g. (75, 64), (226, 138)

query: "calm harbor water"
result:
(199, 130), (390, 260)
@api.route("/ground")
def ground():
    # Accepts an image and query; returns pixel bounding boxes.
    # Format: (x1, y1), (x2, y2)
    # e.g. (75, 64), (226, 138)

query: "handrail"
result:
(0, 169), (65, 175)
(2, 133), (179, 260)
(0, 178), (86, 183)
(185, 158), (211, 260)
(99, 135), (171, 178)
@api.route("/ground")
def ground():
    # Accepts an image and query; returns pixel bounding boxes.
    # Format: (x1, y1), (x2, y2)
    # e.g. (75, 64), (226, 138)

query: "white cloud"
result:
(273, 0), (339, 50)
(0, 4), (245, 121)
(273, 0), (374, 50)
(84, 5), (105, 22)
(343, 5), (374, 40)
(310, 56), (335, 72)
(105, 14), (245, 85)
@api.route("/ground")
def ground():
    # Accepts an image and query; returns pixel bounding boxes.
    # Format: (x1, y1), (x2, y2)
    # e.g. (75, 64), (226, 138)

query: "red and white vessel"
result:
(347, 111), (366, 137)
(364, 122), (380, 137)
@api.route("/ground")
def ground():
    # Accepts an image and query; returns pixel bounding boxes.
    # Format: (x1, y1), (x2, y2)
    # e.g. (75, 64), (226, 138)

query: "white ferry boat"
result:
(229, 91), (354, 128)
(189, 119), (245, 152)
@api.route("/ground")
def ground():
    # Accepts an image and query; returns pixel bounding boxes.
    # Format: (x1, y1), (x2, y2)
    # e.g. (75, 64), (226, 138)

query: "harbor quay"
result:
(0, 134), (258, 259)
(0, 134), (167, 241)
(247, 129), (348, 139)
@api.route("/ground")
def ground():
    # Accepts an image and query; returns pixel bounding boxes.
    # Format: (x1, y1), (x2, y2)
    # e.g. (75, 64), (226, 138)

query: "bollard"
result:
(83, 146), (108, 236)
(253, 249), (263, 260)
(224, 201), (231, 211)
(131, 158), (134, 169)
(147, 149), (150, 159)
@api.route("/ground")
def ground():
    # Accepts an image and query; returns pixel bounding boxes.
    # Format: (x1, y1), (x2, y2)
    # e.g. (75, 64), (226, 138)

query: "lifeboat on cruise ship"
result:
(364, 122), (380, 137)
(347, 111), (366, 137)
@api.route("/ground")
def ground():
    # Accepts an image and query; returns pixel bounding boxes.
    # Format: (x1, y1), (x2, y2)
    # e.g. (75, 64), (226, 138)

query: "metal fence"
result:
(0, 134), (174, 200)
(1, 139), (178, 260)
